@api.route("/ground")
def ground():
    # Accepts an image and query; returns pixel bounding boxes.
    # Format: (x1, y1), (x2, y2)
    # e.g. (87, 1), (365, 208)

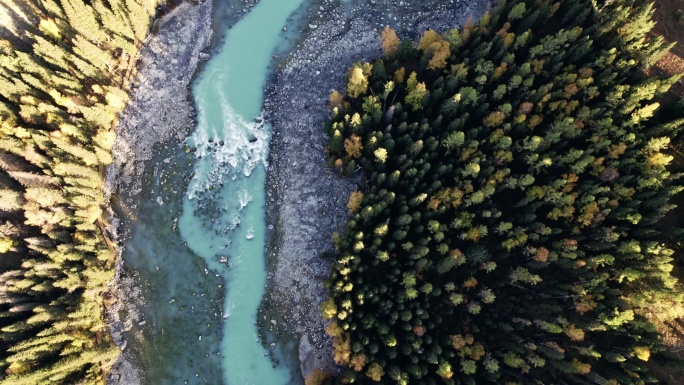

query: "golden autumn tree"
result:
(381, 26), (400, 56)
(347, 191), (364, 213)
(344, 134), (363, 158)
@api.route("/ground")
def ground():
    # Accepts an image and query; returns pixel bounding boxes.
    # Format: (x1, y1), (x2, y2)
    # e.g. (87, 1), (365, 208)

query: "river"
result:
(179, 0), (306, 384)
(112, 0), (491, 383)
(115, 0), (307, 383)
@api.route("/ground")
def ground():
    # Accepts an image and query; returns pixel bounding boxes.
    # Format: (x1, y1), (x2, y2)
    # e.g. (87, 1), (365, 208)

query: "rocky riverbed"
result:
(105, 1), (214, 383)
(261, 0), (492, 378)
(105, 0), (492, 383)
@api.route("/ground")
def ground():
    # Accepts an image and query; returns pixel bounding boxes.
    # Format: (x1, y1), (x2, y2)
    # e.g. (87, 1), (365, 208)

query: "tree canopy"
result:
(321, 0), (684, 384)
(0, 0), (155, 383)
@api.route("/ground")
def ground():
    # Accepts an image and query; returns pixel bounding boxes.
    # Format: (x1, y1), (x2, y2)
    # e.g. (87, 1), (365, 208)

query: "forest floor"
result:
(652, 0), (684, 100)
(649, 3), (684, 383)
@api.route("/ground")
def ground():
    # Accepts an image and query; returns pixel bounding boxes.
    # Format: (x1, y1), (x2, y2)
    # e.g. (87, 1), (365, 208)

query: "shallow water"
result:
(115, 143), (225, 384)
(179, 0), (307, 384)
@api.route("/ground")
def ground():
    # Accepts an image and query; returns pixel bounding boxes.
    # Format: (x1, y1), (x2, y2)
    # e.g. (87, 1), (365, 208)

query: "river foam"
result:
(179, 0), (308, 383)
(187, 85), (270, 200)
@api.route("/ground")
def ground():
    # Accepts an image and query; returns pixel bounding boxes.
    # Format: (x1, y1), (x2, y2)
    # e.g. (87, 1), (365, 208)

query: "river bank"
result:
(104, 0), (492, 383)
(105, 1), (215, 383)
(262, 0), (492, 378)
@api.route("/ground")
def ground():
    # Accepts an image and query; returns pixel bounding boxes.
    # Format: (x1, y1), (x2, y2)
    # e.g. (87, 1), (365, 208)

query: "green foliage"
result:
(0, 0), (155, 383)
(323, 0), (684, 384)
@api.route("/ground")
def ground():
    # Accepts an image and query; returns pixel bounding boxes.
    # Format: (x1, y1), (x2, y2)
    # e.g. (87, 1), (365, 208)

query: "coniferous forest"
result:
(322, 0), (684, 384)
(0, 0), (154, 383)
(2, 0), (684, 384)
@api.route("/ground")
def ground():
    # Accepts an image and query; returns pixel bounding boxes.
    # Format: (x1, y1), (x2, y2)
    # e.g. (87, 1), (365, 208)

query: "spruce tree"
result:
(322, 1), (684, 384)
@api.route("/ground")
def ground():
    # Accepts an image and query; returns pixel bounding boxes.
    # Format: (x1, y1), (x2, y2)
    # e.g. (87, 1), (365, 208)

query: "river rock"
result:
(298, 334), (316, 379)
(263, 0), (492, 381)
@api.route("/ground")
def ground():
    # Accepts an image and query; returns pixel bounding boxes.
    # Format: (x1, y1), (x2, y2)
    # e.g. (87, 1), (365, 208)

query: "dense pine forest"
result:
(321, 0), (684, 384)
(0, 0), (154, 383)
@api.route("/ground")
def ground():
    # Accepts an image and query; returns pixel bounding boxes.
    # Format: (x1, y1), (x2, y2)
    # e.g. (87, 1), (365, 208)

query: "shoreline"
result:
(261, 0), (493, 378)
(105, 1), (215, 383)
(104, 0), (493, 383)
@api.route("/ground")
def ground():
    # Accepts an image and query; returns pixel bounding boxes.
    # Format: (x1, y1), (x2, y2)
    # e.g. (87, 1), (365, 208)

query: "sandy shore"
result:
(262, 0), (492, 378)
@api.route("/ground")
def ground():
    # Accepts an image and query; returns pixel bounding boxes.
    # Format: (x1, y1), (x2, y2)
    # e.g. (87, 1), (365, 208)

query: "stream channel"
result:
(180, 0), (306, 383)
(113, 0), (482, 383)
(117, 0), (307, 383)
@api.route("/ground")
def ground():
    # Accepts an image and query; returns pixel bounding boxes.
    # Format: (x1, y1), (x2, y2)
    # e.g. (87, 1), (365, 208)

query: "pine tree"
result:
(322, 1), (684, 384)
(0, 0), (155, 382)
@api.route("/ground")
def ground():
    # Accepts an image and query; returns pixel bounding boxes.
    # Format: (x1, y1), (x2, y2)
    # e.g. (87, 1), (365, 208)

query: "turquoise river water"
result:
(179, 0), (306, 384)
(116, 0), (309, 383)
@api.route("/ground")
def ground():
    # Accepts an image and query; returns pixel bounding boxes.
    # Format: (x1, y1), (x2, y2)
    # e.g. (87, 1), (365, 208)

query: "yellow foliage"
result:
(330, 90), (344, 110)
(344, 134), (363, 158)
(405, 72), (427, 111)
(366, 362), (385, 382)
(0, 237), (16, 253)
(6, 360), (31, 375)
(350, 112), (362, 127)
(483, 111), (505, 127)
(305, 369), (330, 385)
(361, 62), (373, 77)
(330, 329), (352, 365)
(374, 222), (388, 236)
(394, 67), (406, 84)
(105, 90), (128, 111)
(633, 346), (650, 361)
(326, 322), (344, 338)
(347, 191), (364, 213)
(374, 147), (388, 163)
(571, 358), (591, 374)
(564, 325), (585, 341)
(427, 40), (451, 70)
(418, 30), (442, 51)
(321, 298), (338, 319)
(469, 343), (486, 361)
(348, 67), (367, 98)
(350, 354), (367, 371)
(347, 63), (373, 98)
(39, 19), (61, 40)
(381, 26), (400, 56)
(463, 277), (478, 289)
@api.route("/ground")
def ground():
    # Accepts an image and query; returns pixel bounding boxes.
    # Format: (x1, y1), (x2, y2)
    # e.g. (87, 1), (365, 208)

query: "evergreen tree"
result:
(0, 0), (156, 383)
(322, 1), (684, 384)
